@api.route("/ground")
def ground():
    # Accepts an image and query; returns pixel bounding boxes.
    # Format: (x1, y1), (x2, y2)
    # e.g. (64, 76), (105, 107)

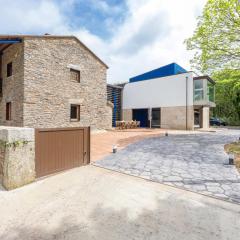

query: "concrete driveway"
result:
(0, 166), (240, 240)
(94, 129), (240, 203)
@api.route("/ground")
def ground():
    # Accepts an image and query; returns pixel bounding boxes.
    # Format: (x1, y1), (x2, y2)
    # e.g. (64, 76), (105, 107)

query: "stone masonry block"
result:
(0, 126), (35, 190)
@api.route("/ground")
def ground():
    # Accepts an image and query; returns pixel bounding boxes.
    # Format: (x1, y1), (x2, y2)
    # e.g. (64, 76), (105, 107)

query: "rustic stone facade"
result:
(0, 36), (112, 130)
(0, 43), (24, 127)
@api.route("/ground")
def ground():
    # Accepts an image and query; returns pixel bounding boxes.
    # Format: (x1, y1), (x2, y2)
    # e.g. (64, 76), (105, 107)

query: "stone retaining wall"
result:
(0, 148), (4, 184)
(0, 126), (35, 190)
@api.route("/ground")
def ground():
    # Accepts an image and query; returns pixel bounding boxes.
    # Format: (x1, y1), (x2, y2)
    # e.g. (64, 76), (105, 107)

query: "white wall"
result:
(122, 72), (193, 109)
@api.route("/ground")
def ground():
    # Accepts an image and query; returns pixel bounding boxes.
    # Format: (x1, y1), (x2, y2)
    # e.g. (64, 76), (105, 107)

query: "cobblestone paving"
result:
(94, 129), (240, 203)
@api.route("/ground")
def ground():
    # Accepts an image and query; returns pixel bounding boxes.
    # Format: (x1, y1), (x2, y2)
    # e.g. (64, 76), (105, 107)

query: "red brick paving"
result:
(91, 128), (165, 161)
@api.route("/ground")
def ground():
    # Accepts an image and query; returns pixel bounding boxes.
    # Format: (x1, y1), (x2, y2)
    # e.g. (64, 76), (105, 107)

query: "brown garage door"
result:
(35, 127), (90, 178)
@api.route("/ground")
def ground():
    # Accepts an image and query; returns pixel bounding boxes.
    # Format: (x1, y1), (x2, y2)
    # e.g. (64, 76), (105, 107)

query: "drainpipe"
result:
(186, 76), (188, 130)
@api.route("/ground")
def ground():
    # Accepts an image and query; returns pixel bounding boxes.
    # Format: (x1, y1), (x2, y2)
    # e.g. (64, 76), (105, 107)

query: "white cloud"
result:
(0, 0), (207, 83)
(103, 0), (207, 83)
(0, 0), (69, 34)
(89, 0), (123, 15)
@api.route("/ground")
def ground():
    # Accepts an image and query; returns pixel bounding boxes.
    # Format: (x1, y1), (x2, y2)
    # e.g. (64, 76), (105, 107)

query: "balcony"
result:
(193, 76), (216, 107)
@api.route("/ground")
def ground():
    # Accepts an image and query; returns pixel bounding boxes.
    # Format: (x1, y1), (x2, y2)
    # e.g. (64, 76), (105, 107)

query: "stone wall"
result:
(0, 43), (24, 127)
(0, 126), (35, 190)
(106, 101), (113, 129)
(122, 109), (132, 121)
(0, 147), (4, 184)
(23, 37), (111, 130)
(201, 106), (210, 129)
(161, 106), (194, 130)
(122, 106), (194, 130)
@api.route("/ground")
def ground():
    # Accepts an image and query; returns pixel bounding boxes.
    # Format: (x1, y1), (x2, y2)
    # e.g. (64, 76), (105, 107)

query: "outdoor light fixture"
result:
(112, 145), (117, 153)
(228, 153), (235, 165)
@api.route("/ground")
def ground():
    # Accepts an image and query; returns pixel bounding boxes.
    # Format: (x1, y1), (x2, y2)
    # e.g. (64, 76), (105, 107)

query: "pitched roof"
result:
(0, 35), (108, 68)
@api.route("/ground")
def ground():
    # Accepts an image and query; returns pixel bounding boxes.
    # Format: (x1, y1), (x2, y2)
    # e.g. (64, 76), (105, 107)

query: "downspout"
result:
(186, 76), (188, 130)
(149, 108), (152, 128)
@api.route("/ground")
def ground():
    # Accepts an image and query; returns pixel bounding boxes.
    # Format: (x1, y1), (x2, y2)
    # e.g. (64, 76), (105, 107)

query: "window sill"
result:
(70, 119), (80, 122)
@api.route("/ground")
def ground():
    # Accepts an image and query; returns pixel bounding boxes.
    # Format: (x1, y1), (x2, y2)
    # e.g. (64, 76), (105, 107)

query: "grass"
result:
(225, 141), (240, 171)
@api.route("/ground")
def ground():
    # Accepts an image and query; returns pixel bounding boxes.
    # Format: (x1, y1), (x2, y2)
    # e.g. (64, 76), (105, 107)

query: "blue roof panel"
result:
(129, 63), (187, 83)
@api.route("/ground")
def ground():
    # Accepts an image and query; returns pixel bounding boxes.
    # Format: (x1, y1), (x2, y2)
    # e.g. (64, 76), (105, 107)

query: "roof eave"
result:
(193, 75), (216, 85)
(0, 35), (109, 69)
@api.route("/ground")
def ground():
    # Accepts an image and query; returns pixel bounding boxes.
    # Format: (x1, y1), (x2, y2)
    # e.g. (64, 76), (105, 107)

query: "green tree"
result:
(186, 0), (240, 124)
(186, 0), (240, 73)
(213, 70), (240, 124)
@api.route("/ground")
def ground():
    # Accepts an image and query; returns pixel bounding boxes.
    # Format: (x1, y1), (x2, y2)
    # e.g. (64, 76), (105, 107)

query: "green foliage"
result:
(212, 69), (240, 125)
(185, 0), (240, 73)
(0, 140), (29, 150)
(225, 141), (240, 154)
(186, 0), (240, 125)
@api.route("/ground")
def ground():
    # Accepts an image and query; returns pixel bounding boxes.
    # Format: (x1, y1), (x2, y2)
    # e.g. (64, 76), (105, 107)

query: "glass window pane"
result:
(70, 105), (80, 121)
(70, 69), (80, 82)
(194, 80), (204, 101)
(194, 79), (203, 89)
(71, 105), (77, 119)
(207, 82), (215, 102)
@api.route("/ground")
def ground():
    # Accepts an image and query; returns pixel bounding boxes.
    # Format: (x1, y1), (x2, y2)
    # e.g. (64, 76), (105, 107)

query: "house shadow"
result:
(0, 196), (237, 240)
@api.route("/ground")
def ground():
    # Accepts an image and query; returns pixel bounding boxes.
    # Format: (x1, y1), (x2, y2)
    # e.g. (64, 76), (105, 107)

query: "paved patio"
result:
(91, 128), (197, 161)
(94, 129), (240, 203)
(91, 128), (165, 161)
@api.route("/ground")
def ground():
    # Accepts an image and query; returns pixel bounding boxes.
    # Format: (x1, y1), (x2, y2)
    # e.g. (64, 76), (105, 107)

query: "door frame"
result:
(151, 108), (161, 128)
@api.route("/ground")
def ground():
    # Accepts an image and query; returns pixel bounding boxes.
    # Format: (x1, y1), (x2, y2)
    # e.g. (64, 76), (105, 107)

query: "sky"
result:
(0, 0), (207, 83)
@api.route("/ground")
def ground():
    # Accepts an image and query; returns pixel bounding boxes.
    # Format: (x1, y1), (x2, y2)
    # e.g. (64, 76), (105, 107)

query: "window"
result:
(7, 62), (12, 77)
(70, 104), (80, 121)
(70, 69), (80, 82)
(207, 81), (215, 102)
(6, 102), (11, 121)
(193, 79), (204, 101)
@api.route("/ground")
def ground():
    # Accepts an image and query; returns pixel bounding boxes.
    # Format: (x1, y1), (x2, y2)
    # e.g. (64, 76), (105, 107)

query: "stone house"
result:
(0, 35), (112, 129)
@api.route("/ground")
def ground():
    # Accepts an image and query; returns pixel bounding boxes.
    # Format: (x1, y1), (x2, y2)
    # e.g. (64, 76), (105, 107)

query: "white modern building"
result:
(121, 63), (215, 130)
